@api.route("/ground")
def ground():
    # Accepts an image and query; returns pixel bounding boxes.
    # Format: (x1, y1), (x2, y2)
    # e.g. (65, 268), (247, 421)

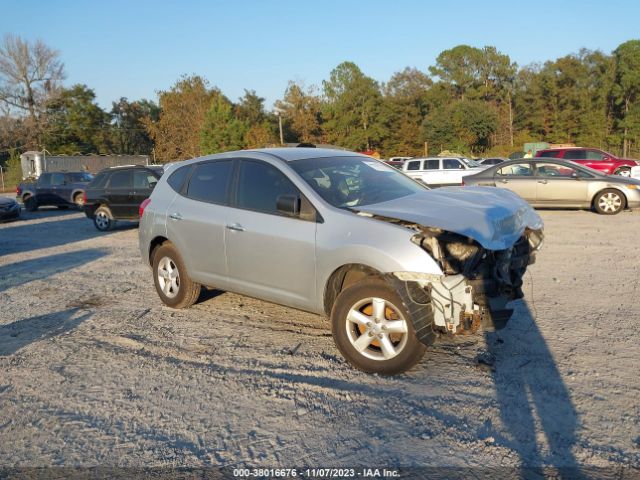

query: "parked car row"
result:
(463, 158), (640, 215)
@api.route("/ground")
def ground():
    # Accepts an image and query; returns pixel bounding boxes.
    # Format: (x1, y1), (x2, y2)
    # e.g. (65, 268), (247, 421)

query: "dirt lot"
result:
(0, 201), (639, 476)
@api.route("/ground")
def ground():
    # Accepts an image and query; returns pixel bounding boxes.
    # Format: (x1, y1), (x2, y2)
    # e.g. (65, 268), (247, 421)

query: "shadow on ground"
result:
(0, 248), (107, 293)
(0, 307), (92, 356)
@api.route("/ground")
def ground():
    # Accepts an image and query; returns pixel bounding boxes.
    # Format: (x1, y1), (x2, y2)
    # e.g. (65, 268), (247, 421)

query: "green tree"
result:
(43, 84), (110, 154)
(110, 98), (159, 155)
(612, 40), (640, 156)
(236, 89), (266, 126)
(380, 67), (431, 156)
(275, 81), (323, 143)
(322, 62), (383, 150)
(200, 94), (246, 154)
(146, 75), (214, 161)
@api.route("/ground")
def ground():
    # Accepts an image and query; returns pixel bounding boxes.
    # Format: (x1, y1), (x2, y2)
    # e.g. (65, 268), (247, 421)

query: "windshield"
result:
(67, 172), (94, 182)
(460, 157), (482, 168)
(289, 156), (427, 208)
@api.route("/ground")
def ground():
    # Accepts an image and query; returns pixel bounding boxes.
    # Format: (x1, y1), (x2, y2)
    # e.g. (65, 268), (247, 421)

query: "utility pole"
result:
(277, 111), (284, 145)
(424, 141), (428, 157)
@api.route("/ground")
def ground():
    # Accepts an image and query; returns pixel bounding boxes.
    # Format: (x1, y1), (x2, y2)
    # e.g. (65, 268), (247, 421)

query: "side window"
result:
(38, 173), (52, 186)
(537, 151), (558, 158)
(89, 172), (109, 189)
(167, 165), (191, 193)
(496, 163), (533, 176)
(586, 150), (604, 160)
(563, 150), (586, 160)
(424, 160), (439, 170)
(51, 173), (66, 186)
(236, 161), (298, 215)
(108, 170), (133, 188)
(535, 163), (576, 178)
(133, 170), (157, 189)
(443, 159), (463, 170)
(406, 160), (421, 171)
(186, 160), (233, 204)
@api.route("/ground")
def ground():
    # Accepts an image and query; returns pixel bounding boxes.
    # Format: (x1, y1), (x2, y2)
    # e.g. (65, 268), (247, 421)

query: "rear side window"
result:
(108, 170), (133, 188)
(424, 159), (439, 170)
(236, 161), (298, 215)
(186, 161), (232, 204)
(89, 172), (109, 188)
(537, 151), (558, 158)
(167, 165), (191, 192)
(562, 150), (586, 160)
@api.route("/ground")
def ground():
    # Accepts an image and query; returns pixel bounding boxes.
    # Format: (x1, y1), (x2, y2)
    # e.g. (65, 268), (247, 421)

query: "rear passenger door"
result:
(105, 170), (133, 217)
(49, 172), (67, 204)
(165, 160), (233, 289)
(224, 159), (317, 310)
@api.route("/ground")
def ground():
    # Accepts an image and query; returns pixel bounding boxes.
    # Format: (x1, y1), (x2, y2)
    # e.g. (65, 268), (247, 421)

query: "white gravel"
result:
(0, 204), (639, 474)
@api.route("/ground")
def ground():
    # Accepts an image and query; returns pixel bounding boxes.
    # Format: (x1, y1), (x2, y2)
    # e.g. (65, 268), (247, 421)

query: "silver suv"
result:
(139, 148), (544, 374)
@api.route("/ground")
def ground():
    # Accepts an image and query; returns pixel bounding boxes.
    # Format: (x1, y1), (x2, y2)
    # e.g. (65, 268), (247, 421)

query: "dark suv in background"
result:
(84, 165), (164, 231)
(535, 147), (640, 176)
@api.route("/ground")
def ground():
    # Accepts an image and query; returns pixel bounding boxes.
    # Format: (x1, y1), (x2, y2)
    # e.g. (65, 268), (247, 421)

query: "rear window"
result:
(167, 165), (191, 193)
(186, 161), (233, 204)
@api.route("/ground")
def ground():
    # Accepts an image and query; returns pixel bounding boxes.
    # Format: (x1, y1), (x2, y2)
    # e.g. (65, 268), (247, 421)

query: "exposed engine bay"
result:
(380, 219), (544, 345)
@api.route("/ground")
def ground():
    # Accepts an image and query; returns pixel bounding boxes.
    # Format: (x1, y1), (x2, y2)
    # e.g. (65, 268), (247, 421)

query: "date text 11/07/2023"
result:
(232, 468), (401, 478)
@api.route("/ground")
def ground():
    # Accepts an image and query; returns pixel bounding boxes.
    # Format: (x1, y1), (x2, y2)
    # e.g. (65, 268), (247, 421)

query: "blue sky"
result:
(2, 0), (639, 110)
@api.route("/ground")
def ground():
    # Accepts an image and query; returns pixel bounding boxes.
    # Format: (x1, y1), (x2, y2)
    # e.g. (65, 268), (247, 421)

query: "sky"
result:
(1, 0), (639, 111)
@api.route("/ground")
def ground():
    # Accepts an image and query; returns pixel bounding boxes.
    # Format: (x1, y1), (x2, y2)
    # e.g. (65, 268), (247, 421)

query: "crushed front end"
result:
(386, 226), (544, 345)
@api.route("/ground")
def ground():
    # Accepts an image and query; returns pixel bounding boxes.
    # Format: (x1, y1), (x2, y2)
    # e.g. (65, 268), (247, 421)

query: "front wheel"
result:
(331, 277), (427, 375)
(594, 189), (625, 215)
(152, 242), (201, 309)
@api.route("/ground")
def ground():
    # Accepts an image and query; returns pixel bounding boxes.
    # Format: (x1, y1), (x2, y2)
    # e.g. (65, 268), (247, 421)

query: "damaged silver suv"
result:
(139, 148), (543, 374)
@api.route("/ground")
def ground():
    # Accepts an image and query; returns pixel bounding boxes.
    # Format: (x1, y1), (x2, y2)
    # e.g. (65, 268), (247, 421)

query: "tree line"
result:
(1, 33), (639, 175)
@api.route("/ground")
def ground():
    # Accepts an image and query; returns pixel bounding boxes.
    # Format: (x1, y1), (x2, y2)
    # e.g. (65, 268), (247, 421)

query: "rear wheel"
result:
(152, 242), (201, 309)
(331, 277), (426, 374)
(24, 195), (38, 212)
(594, 189), (625, 215)
(73, 192), (85, 208)
(93, 206), (114, 231)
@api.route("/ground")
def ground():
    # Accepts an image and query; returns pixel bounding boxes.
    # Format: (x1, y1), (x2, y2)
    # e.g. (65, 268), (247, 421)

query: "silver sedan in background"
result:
(463, 158), (640, 214)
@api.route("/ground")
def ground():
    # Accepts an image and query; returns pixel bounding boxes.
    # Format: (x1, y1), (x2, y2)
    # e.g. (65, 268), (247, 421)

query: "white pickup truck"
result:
(402, 157), (487, 186)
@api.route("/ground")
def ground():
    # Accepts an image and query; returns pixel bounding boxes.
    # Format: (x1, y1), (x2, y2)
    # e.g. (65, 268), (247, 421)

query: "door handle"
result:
(226, 223), (245, 232)
(537, 179), (548, 184)
(169, 212), (183, 220)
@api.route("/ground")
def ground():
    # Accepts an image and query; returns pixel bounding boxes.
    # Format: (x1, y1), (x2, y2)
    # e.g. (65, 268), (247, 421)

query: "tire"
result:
(152, 242), (201, 309)
(594, 189), (626, 215)
(93, 206), (115, 231)
(73, 192), (85, 208)
(331, 277), (427, 375)
(24, 196), (38, 212)
(614, 167), (631, 177)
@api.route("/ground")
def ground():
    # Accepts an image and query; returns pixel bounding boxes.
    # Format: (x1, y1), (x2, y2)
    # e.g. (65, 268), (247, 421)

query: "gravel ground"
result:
(0, 202), (639, 477)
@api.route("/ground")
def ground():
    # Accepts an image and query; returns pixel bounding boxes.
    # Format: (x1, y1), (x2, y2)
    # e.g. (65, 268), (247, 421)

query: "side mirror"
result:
(571, 172), (580, 179)
(276, 194), (300, 217)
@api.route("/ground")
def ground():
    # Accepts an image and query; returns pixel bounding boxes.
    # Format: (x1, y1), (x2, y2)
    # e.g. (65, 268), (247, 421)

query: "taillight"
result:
(83, 192), (87, 204)
(16, 186), (21, 195)
(139, 198), (151, 218)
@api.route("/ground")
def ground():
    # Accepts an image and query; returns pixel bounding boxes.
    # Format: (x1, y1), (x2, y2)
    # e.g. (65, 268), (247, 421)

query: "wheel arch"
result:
(149, 235), (170, 265)
(323, 263), (381, 315)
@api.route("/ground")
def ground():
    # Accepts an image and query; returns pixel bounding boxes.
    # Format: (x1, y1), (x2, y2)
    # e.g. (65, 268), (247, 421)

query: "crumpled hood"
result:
(356, 186), (543, 250)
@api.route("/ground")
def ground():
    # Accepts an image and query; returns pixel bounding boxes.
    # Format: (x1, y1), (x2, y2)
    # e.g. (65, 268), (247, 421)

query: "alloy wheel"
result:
(157, 256), (180, 299)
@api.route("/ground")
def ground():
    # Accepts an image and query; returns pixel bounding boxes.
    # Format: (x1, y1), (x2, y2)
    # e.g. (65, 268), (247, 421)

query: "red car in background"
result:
(535, 147), (640, 177)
